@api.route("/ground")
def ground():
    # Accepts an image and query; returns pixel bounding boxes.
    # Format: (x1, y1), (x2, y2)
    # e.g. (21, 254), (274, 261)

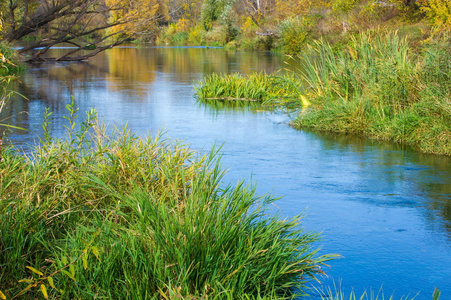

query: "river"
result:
(2, 46), (451, 299)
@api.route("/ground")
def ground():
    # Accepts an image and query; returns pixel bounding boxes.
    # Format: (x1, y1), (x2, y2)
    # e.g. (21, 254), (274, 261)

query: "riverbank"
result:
(0, 42), (24, 76)
(196, 30), (451, 156)
(154, 0), (450, 54)
(0, 102), (334, 299)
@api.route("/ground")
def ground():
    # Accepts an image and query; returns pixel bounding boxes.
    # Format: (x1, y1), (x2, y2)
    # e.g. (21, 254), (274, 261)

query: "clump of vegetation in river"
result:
(195, 72), (311, 109)
(196, 31), (451, 156)
(0, 102), (334, 299)
(195, 72), (282, 101)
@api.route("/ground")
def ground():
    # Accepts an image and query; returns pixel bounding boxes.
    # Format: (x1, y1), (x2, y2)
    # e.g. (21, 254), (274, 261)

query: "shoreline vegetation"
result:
(154, 0), (451, 54)
(196, 31), (451, 156)
(156, 0), (451, 156)
(0, 103), (336, 299)
(0, 105), (444, 300)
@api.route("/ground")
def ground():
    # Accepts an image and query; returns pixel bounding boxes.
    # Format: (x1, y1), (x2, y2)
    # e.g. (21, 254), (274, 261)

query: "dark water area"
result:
(2, 46), (451, 299)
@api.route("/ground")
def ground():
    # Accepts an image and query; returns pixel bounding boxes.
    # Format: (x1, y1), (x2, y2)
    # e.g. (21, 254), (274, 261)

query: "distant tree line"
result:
(0, 0), (449, 61)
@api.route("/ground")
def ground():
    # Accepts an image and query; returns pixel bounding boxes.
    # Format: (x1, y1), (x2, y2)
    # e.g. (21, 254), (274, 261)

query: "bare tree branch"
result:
(3, 0), (161, 62)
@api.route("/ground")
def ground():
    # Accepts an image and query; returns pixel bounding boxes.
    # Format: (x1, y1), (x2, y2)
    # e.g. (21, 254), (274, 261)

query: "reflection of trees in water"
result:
(105, 47), (283, 94)
(15, 61), (109, 108)
(198, 98), (262, 117)
(313, 131), (451, 235)
(3, 47), (284, 141)
(1, 61), (110, 146)
(12, 47), (284, 106)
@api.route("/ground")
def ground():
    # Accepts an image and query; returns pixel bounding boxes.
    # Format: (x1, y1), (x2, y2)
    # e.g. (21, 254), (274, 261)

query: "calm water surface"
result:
(2, 47), (451, 299)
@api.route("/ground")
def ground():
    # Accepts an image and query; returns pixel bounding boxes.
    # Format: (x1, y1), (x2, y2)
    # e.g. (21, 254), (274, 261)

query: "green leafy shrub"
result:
(332, 0), (358, 13)
(278, 17), (311, 54)
(187, 25), (206, 45)
(171, 31), (189, 45)
(156, 24), (177, 45)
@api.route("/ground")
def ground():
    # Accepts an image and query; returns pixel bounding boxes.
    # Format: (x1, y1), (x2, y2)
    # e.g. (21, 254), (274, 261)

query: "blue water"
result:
(2, 46), (451, 299)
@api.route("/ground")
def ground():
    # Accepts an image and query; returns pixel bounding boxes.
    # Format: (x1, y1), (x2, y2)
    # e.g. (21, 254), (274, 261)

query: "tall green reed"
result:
(0, 102), (335, 299)
(292, 31), (451, 155)
(195, 71), (312, 113)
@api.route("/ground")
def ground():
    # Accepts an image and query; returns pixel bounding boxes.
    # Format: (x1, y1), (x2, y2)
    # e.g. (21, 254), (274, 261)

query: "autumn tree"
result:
(418, 0), (451, 27)
(238, 0), (275, 24)
(166, 0), (203, 24)
(0, 0), (165, 62)
(201, 0), (237, 29)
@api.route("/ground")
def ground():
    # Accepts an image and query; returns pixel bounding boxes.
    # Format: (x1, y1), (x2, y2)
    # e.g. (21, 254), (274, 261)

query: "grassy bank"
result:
(293, 31), (451, 155)
(195, 31), (451, 156)
(0, 103), (334, 299)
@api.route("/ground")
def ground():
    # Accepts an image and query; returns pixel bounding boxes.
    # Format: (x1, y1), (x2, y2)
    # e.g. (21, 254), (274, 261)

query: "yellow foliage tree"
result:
(1, 0), (167, 61)
(174, 0), (203, 25)
(419, 0), (451, 27)
(106, 0), (169, 36)
(275, 0), (329, 20)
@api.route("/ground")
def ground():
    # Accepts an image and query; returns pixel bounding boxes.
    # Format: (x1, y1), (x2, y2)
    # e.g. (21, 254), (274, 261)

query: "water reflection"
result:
(1, 46), (451, 299)
(198, 98), (263, 114)
(105, 46), (281, 87)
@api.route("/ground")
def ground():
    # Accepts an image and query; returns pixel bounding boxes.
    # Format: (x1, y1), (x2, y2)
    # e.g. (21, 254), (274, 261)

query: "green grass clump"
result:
(291, 31), (451, 155)
(0, 102), (334, 299)
(195, 72), (273, 102)
(195, 72), (311, 110)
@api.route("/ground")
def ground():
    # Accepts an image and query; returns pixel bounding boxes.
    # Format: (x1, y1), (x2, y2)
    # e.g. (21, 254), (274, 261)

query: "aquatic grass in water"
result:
(195, 72), (271, 101)
(195, 72), (308, 108)
(0, 103), (335, 299)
